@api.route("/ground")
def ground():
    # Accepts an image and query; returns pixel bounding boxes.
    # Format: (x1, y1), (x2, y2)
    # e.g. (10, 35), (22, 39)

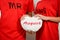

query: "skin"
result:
(34, 14), (60, 22)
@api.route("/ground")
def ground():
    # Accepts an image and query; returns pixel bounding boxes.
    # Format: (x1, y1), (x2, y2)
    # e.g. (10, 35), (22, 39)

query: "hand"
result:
(34, 14), (40, 17)
(34, 14), (41, 20)
(34, 14), (49, 20)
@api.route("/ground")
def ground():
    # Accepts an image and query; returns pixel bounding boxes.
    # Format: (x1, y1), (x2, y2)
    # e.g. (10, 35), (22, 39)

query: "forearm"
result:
(34, 14), (60, 22)
(47, 17), (60, 22)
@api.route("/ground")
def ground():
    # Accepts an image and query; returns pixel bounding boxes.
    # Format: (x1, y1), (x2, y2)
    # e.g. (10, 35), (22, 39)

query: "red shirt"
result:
(0, 0), (33, 40)
(35, 0), (60, 40)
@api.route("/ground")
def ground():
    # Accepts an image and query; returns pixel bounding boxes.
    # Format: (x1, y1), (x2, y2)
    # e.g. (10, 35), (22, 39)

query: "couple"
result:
(0, 0), (60, 40)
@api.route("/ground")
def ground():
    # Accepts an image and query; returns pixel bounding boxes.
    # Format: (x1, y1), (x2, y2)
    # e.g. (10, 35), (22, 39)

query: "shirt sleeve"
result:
(27, 0), (34, 12)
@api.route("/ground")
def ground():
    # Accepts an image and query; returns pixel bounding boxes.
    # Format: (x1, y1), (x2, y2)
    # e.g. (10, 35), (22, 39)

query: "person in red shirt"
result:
(34, 0), (60, 40)
(35, 0), (60, 23)
(0, 0), (34, 40)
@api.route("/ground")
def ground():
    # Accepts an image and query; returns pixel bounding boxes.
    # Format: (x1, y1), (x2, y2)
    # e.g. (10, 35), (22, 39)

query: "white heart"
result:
(21, 15), (43, 32)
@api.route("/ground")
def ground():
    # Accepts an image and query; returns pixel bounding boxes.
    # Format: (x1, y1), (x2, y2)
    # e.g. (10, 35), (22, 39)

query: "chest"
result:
(0, 0), (28, 10)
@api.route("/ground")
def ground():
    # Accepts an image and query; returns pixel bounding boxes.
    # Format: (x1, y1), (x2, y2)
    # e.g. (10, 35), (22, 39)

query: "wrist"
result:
(46, 17), (50, 21)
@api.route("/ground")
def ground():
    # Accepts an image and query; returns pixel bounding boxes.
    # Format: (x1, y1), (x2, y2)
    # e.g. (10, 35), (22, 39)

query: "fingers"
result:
(34, 14), (43, 20)
(34, 14), (40, 17)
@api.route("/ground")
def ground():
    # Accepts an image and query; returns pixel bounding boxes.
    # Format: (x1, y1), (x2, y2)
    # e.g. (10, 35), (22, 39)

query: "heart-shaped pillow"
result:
(21, 15), (43, 32)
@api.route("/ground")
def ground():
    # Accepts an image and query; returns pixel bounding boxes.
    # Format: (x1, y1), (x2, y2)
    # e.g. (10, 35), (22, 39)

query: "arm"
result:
(35, 14), (60, 22)
(46, 17), (60, 22)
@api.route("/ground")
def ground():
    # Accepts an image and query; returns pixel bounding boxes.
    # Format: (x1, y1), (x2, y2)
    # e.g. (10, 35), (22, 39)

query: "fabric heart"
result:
(21, 15), (43, 32)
